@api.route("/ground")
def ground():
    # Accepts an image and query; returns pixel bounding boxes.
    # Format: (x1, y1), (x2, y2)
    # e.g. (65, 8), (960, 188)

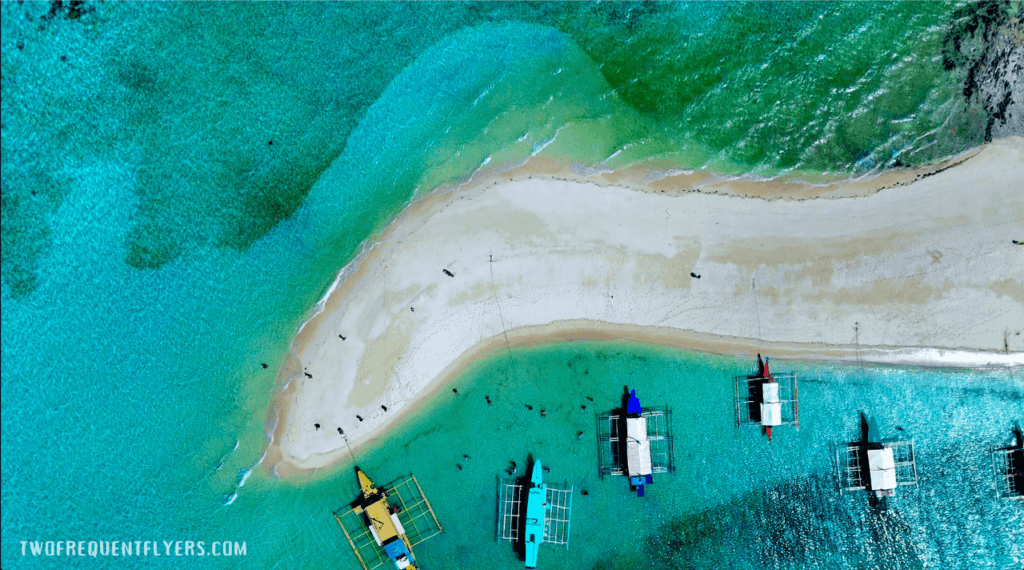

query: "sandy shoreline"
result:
(265, 137), (1024, 478)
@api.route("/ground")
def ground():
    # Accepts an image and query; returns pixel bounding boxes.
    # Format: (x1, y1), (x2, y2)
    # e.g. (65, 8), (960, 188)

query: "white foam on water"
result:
(237, 468), (251, 488)
(857, 347), (1024, 368)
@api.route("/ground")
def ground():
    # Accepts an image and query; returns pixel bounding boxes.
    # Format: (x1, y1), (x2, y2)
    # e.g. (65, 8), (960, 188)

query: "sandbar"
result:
(265, 137), (1024, 477)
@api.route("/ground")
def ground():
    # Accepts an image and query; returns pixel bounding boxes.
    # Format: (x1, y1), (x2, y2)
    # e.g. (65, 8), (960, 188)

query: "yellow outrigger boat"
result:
(334, 467), (442, 570)
(351, 467), (419, 569)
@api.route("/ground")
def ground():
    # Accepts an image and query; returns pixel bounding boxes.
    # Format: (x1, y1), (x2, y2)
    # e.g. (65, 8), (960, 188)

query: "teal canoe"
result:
(524, 460), (546, 569)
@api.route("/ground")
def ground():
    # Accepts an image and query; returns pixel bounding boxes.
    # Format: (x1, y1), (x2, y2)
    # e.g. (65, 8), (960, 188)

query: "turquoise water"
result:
(2, 1), (1010, 294)
(2, 1), (1022, 568)
(342, 345), (1024, 570)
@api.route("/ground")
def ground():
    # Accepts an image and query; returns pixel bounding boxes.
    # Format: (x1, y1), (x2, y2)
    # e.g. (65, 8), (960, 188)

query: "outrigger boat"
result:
(835, 415), (918, 509)
(334, 468), (442, 570)
(523, 460), (546, 569)
(625, 390), (655, 497)
(497, 457), (573, 568)
(734, 354), (798, 441)
(352, 467), (419, 570)
(596, 389), (675, 495)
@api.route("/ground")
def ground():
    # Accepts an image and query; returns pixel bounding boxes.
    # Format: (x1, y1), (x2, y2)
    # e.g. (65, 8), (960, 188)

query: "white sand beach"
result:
(265, 137), (1024, 477)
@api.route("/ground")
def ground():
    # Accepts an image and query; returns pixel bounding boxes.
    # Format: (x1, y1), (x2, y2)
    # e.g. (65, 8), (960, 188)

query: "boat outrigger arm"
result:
(354, 467), (419, 570)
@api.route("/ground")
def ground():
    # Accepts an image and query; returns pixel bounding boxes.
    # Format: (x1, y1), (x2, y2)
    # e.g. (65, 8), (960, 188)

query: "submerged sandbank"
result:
(266, 137), (1024, 477)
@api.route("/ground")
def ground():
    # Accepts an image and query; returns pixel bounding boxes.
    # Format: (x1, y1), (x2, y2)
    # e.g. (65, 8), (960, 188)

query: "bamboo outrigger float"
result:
(334, 468), (443, 570)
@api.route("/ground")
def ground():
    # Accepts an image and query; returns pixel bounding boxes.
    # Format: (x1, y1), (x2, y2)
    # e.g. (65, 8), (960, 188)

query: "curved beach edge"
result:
(266, 320), (1023, 479)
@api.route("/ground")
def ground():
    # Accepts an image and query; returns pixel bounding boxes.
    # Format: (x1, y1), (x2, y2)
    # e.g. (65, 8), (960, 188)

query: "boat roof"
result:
(868, 448), (897, 490)
(354, 467), (401, 544)
(383, 538), (409, 559)
(626, 417), (652, 476)
(365, 500), (400, 544)
(760, 401), (782, 426)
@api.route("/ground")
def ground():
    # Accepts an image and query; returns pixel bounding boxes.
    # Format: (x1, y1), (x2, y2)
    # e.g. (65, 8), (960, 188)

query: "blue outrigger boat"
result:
(625, 390), (654, 497)
(523, 460), (546, 569)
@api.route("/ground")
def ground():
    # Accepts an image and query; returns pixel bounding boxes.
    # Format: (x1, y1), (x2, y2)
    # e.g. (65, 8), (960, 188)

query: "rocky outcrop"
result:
(944, 0), (1024, 139)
